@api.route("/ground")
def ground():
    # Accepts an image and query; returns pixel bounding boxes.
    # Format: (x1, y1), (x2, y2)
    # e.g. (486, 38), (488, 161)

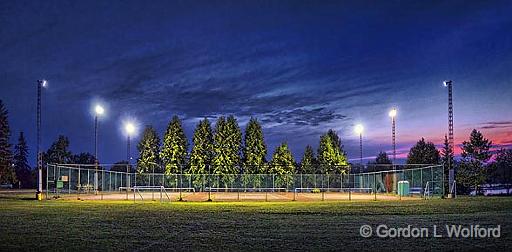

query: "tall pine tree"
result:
(137, 126), (161, 174)
(317, 130), (348, 174)
(299, 145), (317, 174)
(269, 143), (295, 175)
(160, 116), (188, 174)
(458, 129), (493, 194)
(269, 143), (295, 188)
(441, 134), (454, 194)
(14, 132), (31, 188)
(0, 100), (15, 184)
(243, 117), (267, 174)
(441, 134), (454, 168)
(212, 116), (242, 175)
(189, 118), (214, 175)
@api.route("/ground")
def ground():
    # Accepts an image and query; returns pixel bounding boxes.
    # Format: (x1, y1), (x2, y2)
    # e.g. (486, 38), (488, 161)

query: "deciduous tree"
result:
(406, 138), (440, 164)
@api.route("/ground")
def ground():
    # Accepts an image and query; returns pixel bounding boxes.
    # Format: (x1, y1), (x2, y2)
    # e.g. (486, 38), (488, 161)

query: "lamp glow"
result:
(354, 124), (364, 135)
(125, 123), (135, 135)
(388, 108), (397, 118)
(41, 80), (48, 88)
(95, 105), (105, 115)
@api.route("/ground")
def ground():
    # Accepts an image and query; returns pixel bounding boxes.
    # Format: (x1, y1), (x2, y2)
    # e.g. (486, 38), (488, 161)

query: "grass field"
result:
(1, 192), (511, 251)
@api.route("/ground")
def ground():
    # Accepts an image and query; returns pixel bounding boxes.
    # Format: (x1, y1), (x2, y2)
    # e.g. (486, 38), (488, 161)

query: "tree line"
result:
(1, 99), (511, 194)
(135, 115), (349, 176)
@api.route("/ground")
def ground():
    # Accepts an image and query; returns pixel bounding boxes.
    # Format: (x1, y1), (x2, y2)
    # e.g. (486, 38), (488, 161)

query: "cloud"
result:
(479, 121), (512, 130)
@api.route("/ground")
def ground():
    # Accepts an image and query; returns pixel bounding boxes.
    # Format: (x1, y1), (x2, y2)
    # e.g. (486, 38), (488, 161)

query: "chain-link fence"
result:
(46, 164), (444, 201)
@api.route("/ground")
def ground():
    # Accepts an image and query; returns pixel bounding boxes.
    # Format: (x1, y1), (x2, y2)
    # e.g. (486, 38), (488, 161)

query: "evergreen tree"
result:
(243, 117), (267, 174)
(189, 118), (214, 175)
(299, 145), (317, 174)
(44, 135), (72, 164)
(0, 100), (16, 184)
(406, 138), (440, 164)
(441, 134), (454, 194)
(269, 143), (295, 188)
(160, 116), (188, 174)
(14, 132), (31, 188)
(137, 126), (161, 174)
(441, 135), (454, 168)
(457, 129), (493, 194)
(317, 130), (348, 174)
(461, 129), (493, 162)
(269, 143), (295, 175)
(212, 116), (242, 175)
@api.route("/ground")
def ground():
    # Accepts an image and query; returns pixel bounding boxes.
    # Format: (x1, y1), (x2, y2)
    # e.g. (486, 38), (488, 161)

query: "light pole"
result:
(389, 108), (397, 163)
(354, 124), (364, 165)
(444, 80), (455, 197)
(36, 79), (47, 200)
(94, 105), (104, 193)
(389, 108), (398, 194)
(125, 122), (136, 199)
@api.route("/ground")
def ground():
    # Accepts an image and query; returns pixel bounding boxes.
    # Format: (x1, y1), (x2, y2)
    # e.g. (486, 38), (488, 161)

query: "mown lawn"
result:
(0, 196), (511, 251)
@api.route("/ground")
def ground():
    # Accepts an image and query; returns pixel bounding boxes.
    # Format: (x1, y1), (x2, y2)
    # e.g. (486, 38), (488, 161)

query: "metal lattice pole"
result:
(359, 133), (363, 164)
(94, 115), (99, 193)
(36, 80), (46, 200)
(392, 115), (396, 163)
(444, 80), (455, 196)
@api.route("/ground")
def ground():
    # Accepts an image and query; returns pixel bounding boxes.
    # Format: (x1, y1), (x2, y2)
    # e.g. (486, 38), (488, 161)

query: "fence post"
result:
(87, 169), (90, 193)
(374, 173), (377, 201)
(77, 165), (81, 198)
(46, 165), (49, 199)
(327, 174), (329, 192)
(431, 166), (434, 195)
(68, 168), (71, 194)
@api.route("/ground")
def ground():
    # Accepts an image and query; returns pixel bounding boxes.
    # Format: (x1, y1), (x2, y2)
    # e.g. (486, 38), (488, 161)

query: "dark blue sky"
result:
(1, 0), (511, 165)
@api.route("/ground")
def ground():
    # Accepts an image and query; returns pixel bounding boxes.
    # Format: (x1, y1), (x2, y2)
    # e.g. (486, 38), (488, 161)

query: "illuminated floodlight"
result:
(388, 108), (397, 118)
(125, 122), (136, 136)
(354, 124), (364, 135)
(95, 105), (105, 116)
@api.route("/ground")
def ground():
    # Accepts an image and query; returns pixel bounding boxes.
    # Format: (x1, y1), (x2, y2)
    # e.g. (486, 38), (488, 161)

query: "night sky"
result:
(1, 0), (511, 166)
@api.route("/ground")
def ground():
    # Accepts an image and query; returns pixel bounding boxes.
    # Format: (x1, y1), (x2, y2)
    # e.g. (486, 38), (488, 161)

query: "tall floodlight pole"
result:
(125, 122), (136, 166)
(444, 80), (455, 196)
(354, 124), (364, 165)
(36, 79), (47, 200)
(94, 105), (104, 193)
(389, 108), (397, 163)
(125, 122), (135, 199)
